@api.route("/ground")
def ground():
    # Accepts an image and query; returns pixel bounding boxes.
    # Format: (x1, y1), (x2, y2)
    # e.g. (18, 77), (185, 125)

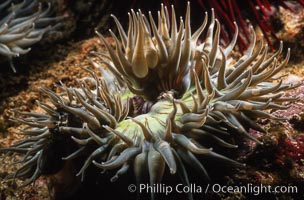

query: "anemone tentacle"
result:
(0, 0), (63, 72)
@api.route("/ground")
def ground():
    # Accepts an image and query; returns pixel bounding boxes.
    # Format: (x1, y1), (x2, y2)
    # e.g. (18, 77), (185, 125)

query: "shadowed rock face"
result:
(0, 0), (63, 72)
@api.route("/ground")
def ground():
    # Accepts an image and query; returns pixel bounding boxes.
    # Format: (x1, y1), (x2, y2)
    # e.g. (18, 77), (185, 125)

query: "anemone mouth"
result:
(96, 2), (204, 101)
(0, 1), (301, 200)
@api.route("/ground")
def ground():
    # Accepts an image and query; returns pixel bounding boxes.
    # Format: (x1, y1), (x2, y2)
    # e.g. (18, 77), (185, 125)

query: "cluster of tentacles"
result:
(0, 2), (300, 200)
(0, 0), (63, 72)
(161, 0), (303, 51)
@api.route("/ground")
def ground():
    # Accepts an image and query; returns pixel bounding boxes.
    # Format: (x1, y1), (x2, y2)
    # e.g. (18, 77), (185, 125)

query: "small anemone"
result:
(0, 2), (301, 200)
(0, 0), (64, 72)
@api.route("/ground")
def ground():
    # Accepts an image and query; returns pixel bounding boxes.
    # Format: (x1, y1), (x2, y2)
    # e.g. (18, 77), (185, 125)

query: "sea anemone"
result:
(160, 0), (304, 51)
(0, 2), (299, 199)
(0, 0), (63, 72)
